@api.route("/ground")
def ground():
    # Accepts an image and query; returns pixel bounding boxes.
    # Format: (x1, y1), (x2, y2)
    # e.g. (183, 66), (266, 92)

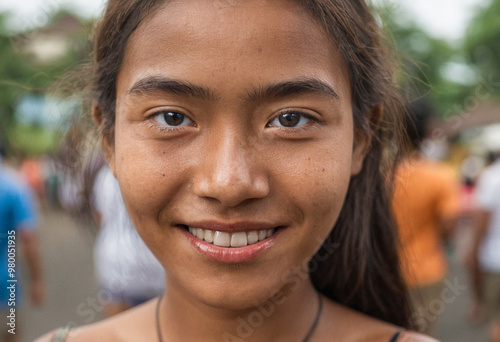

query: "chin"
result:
(183, 266), (291, 311)
(200, 286), (283, 312)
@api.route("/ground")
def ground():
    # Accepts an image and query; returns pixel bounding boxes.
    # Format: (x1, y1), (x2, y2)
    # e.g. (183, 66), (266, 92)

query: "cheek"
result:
(112, 135), (187, 266)
(113, 128), (181, 219)
(272, 137), (353, 235)
(303, 151), (351, 224)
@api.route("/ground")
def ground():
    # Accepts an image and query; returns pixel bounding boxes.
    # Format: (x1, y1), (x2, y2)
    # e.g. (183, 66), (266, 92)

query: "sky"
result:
(0, 0), (491, 41)
(398, 0), (490, 41)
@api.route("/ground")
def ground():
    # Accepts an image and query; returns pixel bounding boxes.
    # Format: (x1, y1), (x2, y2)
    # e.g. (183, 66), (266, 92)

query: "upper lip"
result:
(180, 220), (282, 233)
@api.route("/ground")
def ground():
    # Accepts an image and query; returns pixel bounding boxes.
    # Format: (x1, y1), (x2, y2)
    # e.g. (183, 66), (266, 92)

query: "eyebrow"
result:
(247, 78), (340, 102)
(128, 76), (216, 101)
(127, 76), (339, 102)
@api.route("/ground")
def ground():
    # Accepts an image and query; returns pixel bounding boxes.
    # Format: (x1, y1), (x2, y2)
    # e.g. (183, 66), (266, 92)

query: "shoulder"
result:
(395, 159), (456, 186)
(0, 166), (29, 188)
(479, 162), (500, 187)
(34, 298), (159, 342)
(396, 331), (439, 341)
(418, 159), (456, 181)
(476, 163), (500, 197)
(318, 297), (438, 342)
(34, 326), (72, 342)
(0, 172), (21, 196)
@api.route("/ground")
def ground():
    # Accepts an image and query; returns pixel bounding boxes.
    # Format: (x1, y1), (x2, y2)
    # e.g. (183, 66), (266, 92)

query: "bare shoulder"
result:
(318, 296), (438, 342)
(34, 298), (159, 342)
(397, 331), (439, 342)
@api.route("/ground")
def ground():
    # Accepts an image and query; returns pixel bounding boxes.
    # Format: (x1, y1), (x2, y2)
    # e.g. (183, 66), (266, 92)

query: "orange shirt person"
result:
(392, 99), (460, 335)
(394, 159), (460, 283)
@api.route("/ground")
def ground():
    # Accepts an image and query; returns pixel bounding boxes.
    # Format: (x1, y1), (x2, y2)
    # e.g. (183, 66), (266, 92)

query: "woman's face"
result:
(111, 0), (367, 308)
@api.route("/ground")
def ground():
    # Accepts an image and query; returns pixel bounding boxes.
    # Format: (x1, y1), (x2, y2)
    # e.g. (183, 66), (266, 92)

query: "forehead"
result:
(133, 0), (327, 45)
(118, 0), (349, 100)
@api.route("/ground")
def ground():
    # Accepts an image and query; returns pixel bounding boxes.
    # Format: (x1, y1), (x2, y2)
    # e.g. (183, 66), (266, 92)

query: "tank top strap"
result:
(389, 330), (403, 342)
(52, 326), (71, 342)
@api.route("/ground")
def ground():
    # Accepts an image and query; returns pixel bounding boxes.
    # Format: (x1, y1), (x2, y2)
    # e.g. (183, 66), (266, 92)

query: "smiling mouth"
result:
(181, 226), (276, 247)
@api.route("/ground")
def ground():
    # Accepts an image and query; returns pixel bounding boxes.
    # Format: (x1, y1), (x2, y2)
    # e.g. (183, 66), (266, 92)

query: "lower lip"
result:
(181, 228), (282, 264)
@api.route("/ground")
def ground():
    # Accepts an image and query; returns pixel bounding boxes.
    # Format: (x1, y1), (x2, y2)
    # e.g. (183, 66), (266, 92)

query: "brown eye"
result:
(153, 111), (193, 127)
(268, 112), (313, 128)
(278, 113), (301, 127)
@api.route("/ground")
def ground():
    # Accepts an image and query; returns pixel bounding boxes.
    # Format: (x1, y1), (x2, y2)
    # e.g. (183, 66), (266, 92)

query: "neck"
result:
(159, 275), (320, 342)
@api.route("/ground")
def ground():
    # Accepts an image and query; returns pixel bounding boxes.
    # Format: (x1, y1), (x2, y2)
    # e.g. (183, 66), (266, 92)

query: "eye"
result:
(152, 111), (194, 127)
(267, 112), (314, 128)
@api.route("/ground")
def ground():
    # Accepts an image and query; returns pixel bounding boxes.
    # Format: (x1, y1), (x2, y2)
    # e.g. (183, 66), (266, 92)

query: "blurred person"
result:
(57, 152), (105, 224)
(43, 155), (60, 208)
(468, 150), (500, 342)
(57, 167), (85, 217)
(458, 155), (484, 222)
(20, 156), (46, 206)
(92, 165), (164, 317)
(393, 99), (460, 335)
(0, 143), (46, 342)
(454, 155), (483, 276)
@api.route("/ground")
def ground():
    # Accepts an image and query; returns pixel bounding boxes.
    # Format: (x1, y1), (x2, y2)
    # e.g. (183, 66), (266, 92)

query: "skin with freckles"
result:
(110, 1), (356, 309)
(113, 0), (358, 313)
(113, 1), (361, 339)
(35, 0), (437, 341)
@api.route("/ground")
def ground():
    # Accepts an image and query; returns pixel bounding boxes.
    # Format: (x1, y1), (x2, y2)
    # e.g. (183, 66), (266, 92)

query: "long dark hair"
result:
(84, 0), (411, 329)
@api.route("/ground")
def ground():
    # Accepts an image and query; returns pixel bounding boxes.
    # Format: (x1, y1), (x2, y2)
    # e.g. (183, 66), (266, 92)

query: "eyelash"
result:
(145, 109), (320, 134)
(266, 111), (320, 131)
(146, 110), (196, 132)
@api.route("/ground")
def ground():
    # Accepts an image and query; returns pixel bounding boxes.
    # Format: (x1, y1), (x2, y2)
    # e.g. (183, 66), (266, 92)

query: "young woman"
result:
(37, 0), (438, 341)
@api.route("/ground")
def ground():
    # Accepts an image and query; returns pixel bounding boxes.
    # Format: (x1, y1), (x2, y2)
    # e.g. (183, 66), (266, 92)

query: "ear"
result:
(92, 101), (117, 178)
(351, 106), (381, 176)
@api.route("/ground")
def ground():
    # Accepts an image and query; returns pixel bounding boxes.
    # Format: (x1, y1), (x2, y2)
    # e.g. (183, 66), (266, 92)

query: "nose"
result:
(193, 132), (270, 207)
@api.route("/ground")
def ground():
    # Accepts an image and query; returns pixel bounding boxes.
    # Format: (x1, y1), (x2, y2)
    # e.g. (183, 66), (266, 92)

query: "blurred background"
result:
(0, 0), (499, 341)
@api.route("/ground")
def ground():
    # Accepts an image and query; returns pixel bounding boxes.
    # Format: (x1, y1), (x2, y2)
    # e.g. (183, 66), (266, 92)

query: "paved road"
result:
(18, 208), (488, 342)
(19, 208), (103, 342)
(435, 224), (489, 342)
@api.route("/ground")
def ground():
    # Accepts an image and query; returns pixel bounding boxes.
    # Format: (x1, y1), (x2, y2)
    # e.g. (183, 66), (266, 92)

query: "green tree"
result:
(0, 14), (33, 141)
(0, 10), (91, 155)
(374, 4), (468, 117)
(465, 0), (500, 98)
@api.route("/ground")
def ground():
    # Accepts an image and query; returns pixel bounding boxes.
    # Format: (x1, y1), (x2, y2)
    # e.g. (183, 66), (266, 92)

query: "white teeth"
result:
(247, 231), (259, 244)
(187, 227), (276, 247)
(213, 231), (231, 247)
(231, 232), (248, 247)
(196, 228), (204, 240)
(204, 230), (214, 243)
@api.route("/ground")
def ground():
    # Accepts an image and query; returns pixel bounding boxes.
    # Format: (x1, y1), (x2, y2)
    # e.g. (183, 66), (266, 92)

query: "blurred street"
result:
(19, 207), (103, 342)
(435, 242), (490, 341)
(16, 207), (489, 342)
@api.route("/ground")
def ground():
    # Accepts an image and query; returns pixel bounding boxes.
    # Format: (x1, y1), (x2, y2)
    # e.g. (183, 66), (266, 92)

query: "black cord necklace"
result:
(303, 291), (323, 342)
(156, 292), (323, 342)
